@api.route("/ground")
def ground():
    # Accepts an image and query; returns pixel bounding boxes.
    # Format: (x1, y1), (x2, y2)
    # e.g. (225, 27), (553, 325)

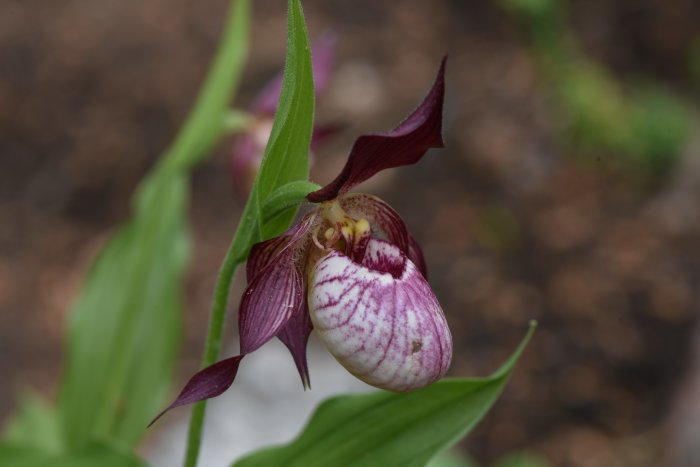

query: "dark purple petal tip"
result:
(307, 57), (446, 203)
(277, 298), (313, 389)
(249, 240), (314, 389)
(149, 355), (244, 426)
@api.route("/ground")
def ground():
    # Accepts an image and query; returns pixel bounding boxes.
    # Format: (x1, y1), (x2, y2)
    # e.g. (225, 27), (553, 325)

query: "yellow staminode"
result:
(318, 200), (373, 252)
(321, 199), (349, 225)
(354, 218), (370, 238)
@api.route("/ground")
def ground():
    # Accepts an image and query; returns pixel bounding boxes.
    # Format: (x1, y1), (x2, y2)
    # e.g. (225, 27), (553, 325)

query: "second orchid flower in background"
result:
(230, 32), (341, 194)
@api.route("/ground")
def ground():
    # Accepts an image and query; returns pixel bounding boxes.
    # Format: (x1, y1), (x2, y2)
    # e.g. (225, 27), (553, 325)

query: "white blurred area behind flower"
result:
(147, 340), (370, 467)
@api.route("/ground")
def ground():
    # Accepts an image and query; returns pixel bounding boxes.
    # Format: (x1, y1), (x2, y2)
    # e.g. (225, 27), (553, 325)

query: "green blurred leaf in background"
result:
(3, 0), (251, 459)
(3, 392), (62, 456)
(492, 451), (551, 467)
(0, 440), (147, 467)
(498, 0), (690, 186)
(59, 175), (190, 448)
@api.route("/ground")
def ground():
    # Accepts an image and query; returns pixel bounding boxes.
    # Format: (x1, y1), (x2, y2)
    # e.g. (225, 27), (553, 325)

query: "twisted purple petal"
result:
(307, 58), (446, 203)
(246, 212), (317, 281)
(309, 238), (452, 391)
(240, 214), (317, 385)
(239, 215), (316, 354)
(246, 234), (293, 283)
(276, 297), (313, 389)
(149, 355), (244, 425)
(239, 247), (303, 354)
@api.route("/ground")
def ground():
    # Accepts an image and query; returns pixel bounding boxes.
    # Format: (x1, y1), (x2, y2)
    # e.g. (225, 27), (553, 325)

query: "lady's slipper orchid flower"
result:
(153, 58), (450, 423)
(231, 33), (340, 194)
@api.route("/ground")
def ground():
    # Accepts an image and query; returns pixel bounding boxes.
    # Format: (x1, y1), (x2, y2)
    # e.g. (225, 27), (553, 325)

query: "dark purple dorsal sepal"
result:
(307, 57), (446, 203)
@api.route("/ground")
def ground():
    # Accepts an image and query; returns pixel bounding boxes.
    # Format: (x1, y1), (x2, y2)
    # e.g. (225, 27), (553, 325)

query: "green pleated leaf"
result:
(0, 441), (146, 467)
(254, 0), (314, 201)
(161, 0), (251, 172)
(233, 322), (536, 467)
(49, 441), (147, 467)
(0, 443), (53, 467)
(229, 0), (315, 264)
(59, 175), (190, 449)
(3, 391), (62, 455)
(54, 0), (250, 450)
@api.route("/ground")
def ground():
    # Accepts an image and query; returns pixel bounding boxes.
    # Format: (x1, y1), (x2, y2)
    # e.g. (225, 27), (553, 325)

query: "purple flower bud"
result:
(231, 33), (340, 195)
(308, 238), (452, 391)
(306, 57), (446, 203)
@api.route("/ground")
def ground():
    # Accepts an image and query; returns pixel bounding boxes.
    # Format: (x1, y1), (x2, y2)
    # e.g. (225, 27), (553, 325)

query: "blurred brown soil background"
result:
(2, 0), (700, 465)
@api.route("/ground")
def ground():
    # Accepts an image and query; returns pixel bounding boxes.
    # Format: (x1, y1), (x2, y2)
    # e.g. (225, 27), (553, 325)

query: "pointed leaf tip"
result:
(307, 57), (447, 203)
(149, 355), (244, 426)
(252, 31), (337, 116)
(232, 313), (533, 467)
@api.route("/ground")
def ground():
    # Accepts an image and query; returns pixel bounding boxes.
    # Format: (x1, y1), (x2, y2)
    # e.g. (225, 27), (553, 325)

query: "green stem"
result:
(181, 0), (314, 463)
(177, 0), (250, 466)
(181, 181), (319, 467)
(160, 0), (250, 174)
(183, 244), (241, 467)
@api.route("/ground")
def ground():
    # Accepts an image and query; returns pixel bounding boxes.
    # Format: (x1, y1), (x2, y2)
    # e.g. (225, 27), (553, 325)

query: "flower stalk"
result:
(176, 0), (251, 465)
(183, 244), (241, 467)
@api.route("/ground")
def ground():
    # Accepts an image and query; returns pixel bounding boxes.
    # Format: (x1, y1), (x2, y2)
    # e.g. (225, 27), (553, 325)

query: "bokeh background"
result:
(2, 0), (700, 465)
